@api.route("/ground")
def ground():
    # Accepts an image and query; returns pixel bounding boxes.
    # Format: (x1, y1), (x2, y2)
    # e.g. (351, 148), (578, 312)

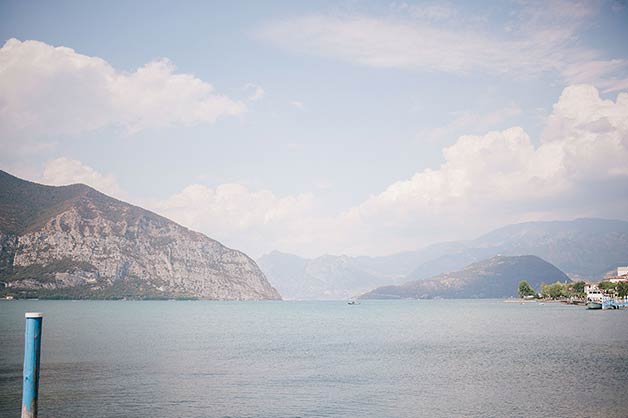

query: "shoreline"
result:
(502, 298), (576, 304)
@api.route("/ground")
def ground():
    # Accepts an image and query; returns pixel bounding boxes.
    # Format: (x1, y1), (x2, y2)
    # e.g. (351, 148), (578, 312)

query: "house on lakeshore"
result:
(585, 266), (628, 302)
(604, 266), (628, 283)
(614, 266), (628, 278)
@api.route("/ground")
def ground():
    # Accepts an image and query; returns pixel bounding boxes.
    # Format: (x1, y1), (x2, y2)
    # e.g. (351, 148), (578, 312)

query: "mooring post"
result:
(22, 312), (43, 418)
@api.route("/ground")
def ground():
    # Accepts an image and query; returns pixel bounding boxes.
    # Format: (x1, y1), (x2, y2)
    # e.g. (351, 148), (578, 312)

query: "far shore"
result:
(503, 298), (576, 303)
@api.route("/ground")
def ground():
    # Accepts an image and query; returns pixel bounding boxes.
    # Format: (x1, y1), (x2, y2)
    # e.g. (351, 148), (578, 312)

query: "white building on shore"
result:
(606, 266), (628, 283)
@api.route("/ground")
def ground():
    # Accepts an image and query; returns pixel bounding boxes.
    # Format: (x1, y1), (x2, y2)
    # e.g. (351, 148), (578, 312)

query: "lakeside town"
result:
(517, 266), (628, 310)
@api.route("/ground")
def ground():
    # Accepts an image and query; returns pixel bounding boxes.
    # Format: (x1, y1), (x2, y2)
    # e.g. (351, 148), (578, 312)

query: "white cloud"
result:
(0, 38), (246, 140)
(258, 3), (628, 87)
(260, 15), (539, 75)
(290, 100), (305, 110)
(27, 85), (628, 258)
(542, 84), (628, 177)
(42, 158), (124, 198)
(399, 2), (458, 21)
(153, 183), (316, 256)
(148, 84), (628, 256)
(244, 83), (265, 101)
(27, 155), (319, 257)
(561, 59), (628, 93)
(156, 183), (313, 230)
(35, 158), (319, 256)
(339, 84), (628, 253)
(419, 103), (522, 143)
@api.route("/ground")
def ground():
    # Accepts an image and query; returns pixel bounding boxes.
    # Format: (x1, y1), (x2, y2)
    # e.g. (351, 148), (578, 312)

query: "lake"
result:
(1, 300), (627, 417)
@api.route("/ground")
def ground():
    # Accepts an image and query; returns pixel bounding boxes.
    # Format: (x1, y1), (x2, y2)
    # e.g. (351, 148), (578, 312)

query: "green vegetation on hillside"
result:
(363, 255), (570, 299)
(0, 276), (199, 300)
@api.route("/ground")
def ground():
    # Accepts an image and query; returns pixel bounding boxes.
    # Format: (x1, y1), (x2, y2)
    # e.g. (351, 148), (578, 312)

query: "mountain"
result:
(257, 251), (407, 300)
(259, 218), (628, 299)
(0, 170), (280, 300)
(407, 218), (628, 280)
(362, 255), (569, 299)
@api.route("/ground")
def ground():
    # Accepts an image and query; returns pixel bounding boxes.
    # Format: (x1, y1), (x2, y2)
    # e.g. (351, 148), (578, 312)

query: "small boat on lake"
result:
(587, 301), (602, 310)
(348, 299), (360, 305)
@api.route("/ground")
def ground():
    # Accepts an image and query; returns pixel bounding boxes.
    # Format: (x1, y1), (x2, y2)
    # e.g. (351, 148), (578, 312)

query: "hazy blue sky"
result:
(1, 0), (628, 257)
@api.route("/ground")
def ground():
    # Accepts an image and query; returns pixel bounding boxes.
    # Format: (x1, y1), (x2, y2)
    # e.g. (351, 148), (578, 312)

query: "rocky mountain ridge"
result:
(0, 170), (281, 300)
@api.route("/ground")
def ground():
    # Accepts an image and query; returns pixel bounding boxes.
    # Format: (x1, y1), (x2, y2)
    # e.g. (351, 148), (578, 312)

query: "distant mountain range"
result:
(407, 218), (628, 281)
(259, 218), (628, 300)
(257, 251), (405, 300)
(0, 170), (280, 300)
(361, 255), (569, 299)
(5, 166), (625, 301)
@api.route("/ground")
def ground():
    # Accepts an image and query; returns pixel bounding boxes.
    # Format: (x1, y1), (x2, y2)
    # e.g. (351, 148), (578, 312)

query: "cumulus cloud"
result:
(157, 183), (313, 230)
(148, 84), (628, 256)
(24, 153), (318, 256)
(28, 85), (628, 257)
(34, 157), (319, 256)
(153, 183), (317, 256)
(340, 85), (628, 253)
(42, 158), (124, 198)
(0, 38), (246, 140)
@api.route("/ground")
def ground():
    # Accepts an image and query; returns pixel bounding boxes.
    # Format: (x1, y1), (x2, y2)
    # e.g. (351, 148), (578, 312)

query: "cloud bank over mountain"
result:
(340, 84), (628, 253)
(2, 1), (627, 258)
(35, 84), (628, 257)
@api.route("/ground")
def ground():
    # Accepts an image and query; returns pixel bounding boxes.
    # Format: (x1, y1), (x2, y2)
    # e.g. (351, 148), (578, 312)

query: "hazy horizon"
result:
(2, 0), (628, 259)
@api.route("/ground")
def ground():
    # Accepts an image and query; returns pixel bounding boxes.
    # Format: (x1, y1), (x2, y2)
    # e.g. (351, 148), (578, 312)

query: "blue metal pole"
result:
(22, 312), (43, 418)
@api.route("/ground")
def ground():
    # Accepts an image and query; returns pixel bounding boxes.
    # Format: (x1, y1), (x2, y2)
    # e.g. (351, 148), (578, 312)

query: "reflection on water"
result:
(1, 300), (627, 418)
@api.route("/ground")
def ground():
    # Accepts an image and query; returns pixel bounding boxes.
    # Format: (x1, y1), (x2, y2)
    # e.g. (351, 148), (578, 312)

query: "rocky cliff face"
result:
(0, 170), (281, 300)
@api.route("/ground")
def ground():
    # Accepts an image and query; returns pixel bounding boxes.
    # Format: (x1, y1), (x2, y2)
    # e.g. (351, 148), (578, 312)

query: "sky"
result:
(1, 0), (628, 258)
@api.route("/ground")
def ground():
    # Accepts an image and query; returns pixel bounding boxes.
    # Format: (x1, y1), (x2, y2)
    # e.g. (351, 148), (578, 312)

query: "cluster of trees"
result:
(518, 279), (628, 299)
(518, 280), (585, 299)
(540, 281), (585, 299)
(598, 281), (628, 298)
(517, 281), (536, 297)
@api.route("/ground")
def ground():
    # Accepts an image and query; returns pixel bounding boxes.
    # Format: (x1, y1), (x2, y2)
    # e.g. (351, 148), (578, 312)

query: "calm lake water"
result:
(1, 300), (627, 418)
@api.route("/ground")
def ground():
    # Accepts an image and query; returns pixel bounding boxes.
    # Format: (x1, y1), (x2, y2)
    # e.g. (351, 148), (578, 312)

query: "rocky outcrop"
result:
(0, 170), (280, 300)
